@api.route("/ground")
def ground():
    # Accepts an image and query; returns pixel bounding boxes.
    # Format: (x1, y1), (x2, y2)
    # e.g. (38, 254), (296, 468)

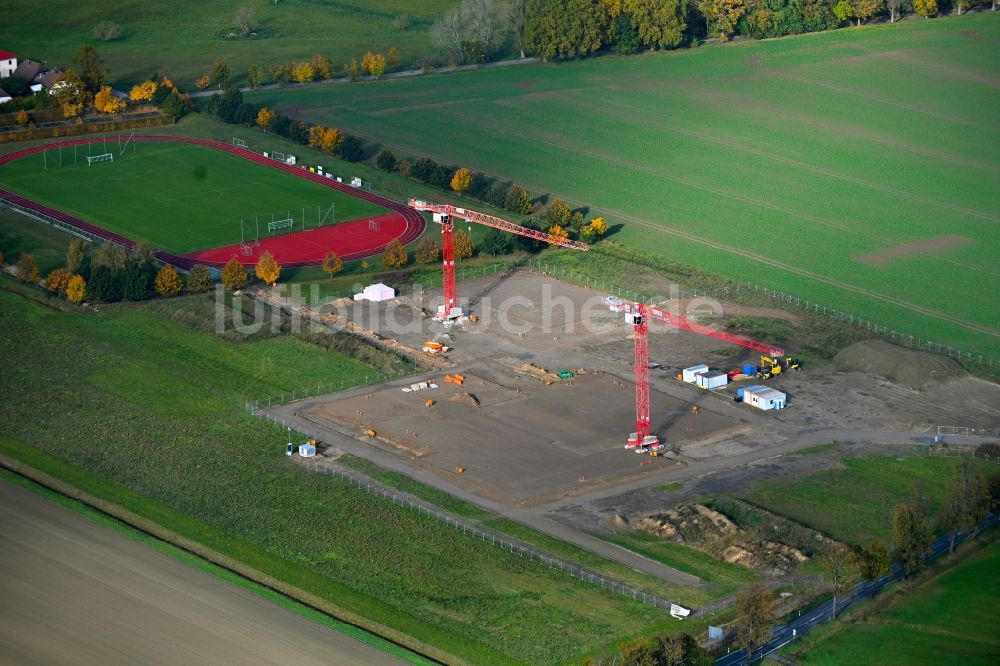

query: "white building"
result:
(681, 364), (709, 383)
(696, 371), (728, 390)
(741, 385), (786, 411)
(353, 282), (395, 302)
(298, 443), (316, 457)
(0, 50), (16, 79)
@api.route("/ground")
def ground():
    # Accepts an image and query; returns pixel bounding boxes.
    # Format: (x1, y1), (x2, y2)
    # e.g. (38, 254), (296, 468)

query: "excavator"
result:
(757, 354), (802, 379)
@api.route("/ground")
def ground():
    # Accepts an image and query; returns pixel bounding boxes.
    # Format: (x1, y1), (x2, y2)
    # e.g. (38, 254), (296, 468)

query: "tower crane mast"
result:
(409, 199), (588, 319)
(611, 299), (784, 451)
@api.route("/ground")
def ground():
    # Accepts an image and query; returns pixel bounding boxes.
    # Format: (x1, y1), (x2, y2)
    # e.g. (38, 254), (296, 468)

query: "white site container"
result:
(743, 385), (786, 411)
(363, 283), (395, 302)
(696, 371), (728, 390)
(682, 364), (709, 384)
(298, 443), (316, 457)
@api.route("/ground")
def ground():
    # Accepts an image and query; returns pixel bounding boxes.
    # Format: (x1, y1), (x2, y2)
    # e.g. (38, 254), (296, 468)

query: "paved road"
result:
(715, 514), (998, 665)
(0, 478), (410, 666)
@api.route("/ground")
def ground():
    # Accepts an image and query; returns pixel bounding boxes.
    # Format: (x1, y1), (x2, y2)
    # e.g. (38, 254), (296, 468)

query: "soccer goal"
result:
(268, 218), (295, 235)
(119, 131), (136, 156)
(232, 137), (249, 149)
(87, 153), (114, 166)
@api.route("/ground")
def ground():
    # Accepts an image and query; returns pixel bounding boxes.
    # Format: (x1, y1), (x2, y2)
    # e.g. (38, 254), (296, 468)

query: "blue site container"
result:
(742, 364), (758, 376)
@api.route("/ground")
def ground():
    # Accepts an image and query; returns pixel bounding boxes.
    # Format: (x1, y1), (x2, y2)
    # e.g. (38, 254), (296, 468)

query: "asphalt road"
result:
(0, 478), (409, 666)
(715, 514), (998, 665)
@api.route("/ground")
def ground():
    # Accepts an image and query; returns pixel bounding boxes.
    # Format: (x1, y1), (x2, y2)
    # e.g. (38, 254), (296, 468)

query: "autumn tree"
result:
(505, 186), (532, 215)
(247, 64), (261, 88)
(547, 224), (569, 243)
(617, 637), (658, 666)
(388, 47), (401, 70)
(256, 106), (275, 130)
(415, 235), (441, 264)
(255, 251), (281, 285)
(66, 275), (87, 304)
(291, 61), (315, 83)
(346, 58), (362, 81)
(187, 264), (213, 293)
(590, 216), (608, 236)
(545, 198), (572, 227)
(94, 86), (126, 114)
(129, 80), (158, 102)
(913, 0), (937, 15)
(854, 540), (891, 597)
(212, 59), (230, 87)
(313, 54), (334, 79)
(451, 167), (473, 196)
(942, 461), (992, 552)
(321, 251), (343, 279)
(66, 240), (87, 274)
(16, 253), (40, 284)
(45, 268), (71, 292)
(51, 70), (87, 119)
(856, 0), (885, 23)
(15, 109), (28, 125)
(321, 127), (343, 152)
(623, 0), (688, 49)
(153, 264), (183, 297)
(74, 45), (108, 92)
(382, 239), (409, 268)
(524, 0), (607, 60)
(221, 257), (248, 289)
(891, 501), (930, 577)
(735, 584), (776, 661)
(704, 0), (747, 40)
(196, 74), (212, 90)
(454, 230), (474, 260)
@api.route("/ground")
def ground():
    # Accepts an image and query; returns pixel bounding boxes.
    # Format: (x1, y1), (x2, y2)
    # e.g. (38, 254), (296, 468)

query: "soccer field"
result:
(248, 14), (1000, 358)
(0, 141), (388, 255)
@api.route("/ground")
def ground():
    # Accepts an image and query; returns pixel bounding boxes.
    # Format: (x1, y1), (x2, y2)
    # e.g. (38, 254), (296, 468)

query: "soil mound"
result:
(834, 339), (965, 391)
(448, 392), (480, 407)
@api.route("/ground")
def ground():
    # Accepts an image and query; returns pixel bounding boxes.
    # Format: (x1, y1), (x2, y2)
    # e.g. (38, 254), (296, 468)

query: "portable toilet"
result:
(298, 442), (316, 457)
(682, 364), (709, 383)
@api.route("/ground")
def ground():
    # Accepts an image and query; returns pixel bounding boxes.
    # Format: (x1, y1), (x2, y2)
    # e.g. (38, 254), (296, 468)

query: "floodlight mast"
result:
(408, 199), (588, 320)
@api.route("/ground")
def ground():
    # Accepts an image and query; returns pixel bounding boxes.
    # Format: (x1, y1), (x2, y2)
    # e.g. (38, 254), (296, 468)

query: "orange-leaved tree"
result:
(257, 107), (275, 131)
(451, 168), (473, 197)
(221, 257), (248, 289)
(154, 264), (183, 297)
(321, 251), (343, 280)
(129, 80), (158, 102)
(589, 217), (608, 236)
(95, 86), (127, 114)
(45, 268), (71, 292)
(321, 127), (343, 152)
(454, 230), (473, 260)
(195, 73), (212, 89)
(255, 251), (281, 285)
(16, 254), (40, 283)
(548, 224), (569, 243)
(382, 239), (409, 268)
(291, 61), (315, 83)
(66, 275), (87, 304)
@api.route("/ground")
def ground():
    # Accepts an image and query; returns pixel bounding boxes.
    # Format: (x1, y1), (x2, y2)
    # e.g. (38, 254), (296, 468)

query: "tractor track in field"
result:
(333, 125), (999, 340)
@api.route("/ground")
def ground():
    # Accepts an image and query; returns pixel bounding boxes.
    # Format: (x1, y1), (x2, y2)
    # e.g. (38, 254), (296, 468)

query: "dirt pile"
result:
(448, 392), (480, 407)
(834, 339), (965, 390)
(632, 502), (814, 576)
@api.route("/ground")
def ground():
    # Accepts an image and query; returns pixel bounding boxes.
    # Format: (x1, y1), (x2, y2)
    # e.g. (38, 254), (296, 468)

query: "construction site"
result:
(267, 205), (1000, 517)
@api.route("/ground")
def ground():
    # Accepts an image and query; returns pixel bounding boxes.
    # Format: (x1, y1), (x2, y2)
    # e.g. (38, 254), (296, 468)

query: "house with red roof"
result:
(0, 50), (17, 79)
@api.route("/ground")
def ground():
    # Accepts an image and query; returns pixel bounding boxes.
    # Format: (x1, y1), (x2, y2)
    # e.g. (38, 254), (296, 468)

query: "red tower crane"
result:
(611, 299), (785, 451)
(408, 199), (588, 319)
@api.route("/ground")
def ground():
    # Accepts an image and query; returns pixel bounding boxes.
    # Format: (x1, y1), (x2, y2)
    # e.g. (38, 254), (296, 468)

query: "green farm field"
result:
(249, 14), (1000, 358)
(0, 287), (685, 665)
(798, 539), (1000, 665)
(739, 455), (997, 546)
(0, 0), (458, 89)
(0, 141), (387, 254)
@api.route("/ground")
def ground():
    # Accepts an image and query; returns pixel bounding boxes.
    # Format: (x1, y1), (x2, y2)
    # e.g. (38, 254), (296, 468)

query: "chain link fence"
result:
(244, 370), (408, 414)
(0, 199), (104, 244)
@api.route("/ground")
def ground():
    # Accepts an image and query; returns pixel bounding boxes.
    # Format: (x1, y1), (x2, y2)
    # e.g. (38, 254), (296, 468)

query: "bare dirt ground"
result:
(0, 479), (408, 666)
(272, 271), (1000, 587)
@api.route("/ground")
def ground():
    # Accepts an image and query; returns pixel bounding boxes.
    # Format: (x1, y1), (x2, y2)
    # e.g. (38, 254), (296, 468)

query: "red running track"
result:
(0, 135), (425, 269)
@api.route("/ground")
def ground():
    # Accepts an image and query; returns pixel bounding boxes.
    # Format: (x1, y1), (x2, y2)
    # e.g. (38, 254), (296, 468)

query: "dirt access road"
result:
(0, 478), (409, 666)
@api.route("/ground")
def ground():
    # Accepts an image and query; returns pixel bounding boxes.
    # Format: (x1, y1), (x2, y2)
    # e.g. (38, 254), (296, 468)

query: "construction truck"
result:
(757, 355), (783, 380)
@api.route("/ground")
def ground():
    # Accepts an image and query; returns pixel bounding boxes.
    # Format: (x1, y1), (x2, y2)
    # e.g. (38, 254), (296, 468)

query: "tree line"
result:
(431, 0), (993, 64)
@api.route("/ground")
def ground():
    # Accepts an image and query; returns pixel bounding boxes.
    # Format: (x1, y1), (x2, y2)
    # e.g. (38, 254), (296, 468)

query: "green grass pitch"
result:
(0, 141), (388, 255)
(247, 14), (1000, 358)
